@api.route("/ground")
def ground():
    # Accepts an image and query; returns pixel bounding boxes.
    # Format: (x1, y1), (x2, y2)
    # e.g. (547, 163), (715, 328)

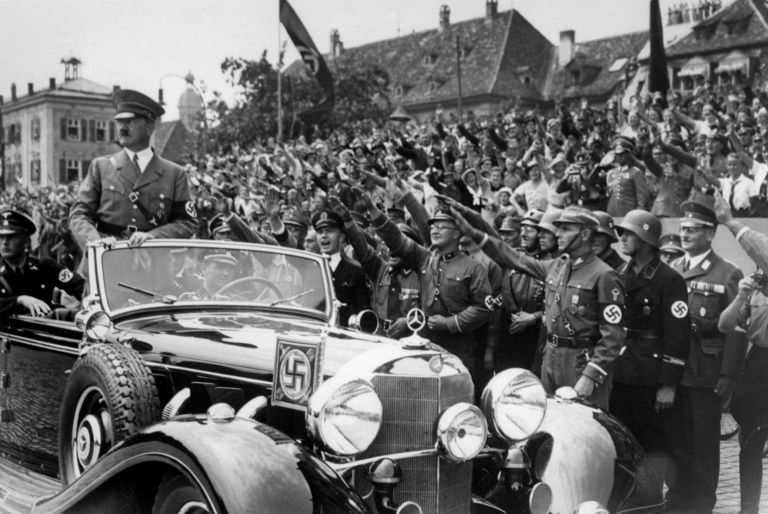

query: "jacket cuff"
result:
(582, 362), (607, 385)
(447, 315), (463, 334)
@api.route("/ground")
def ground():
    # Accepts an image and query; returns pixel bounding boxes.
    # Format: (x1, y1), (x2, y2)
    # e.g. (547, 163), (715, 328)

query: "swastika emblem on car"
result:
(603, 304), (622, 324)
(279, 349), (311, 401)
(671, 300), (688, 319)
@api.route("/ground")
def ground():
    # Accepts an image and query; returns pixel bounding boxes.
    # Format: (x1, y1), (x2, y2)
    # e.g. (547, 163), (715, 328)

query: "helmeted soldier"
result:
(609, 209), (691, 502)
(0, 210), (85, 317)
(536, 207), (562, 259)
(69, 89), (198, 250)
(453, 206), (626, 409)
(659, 233), (684, 265)
(591, 210), (625, 271)
(665, 199), (747, 512)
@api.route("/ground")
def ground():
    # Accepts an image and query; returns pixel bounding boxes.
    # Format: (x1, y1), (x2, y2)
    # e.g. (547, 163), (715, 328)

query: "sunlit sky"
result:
(0, 0), (713, 118)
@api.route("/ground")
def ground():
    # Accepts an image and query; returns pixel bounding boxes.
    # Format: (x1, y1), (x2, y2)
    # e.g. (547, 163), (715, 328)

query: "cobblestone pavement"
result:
(714, 435), (768, 513)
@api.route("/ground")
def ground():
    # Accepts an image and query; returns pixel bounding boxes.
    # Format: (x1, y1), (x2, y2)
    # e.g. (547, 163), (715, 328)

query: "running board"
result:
(0, 459), (60, 513)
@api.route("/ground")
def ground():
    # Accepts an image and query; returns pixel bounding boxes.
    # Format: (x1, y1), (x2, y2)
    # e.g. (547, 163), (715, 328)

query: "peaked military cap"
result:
(680, 199), (717, 228)
(208, 214), (231, 235)
(202, 253), (238, 268)
(552, 206), (599, 228)
(113, 89), (165, 121)
(311, 210), (344, 231)
(428, 209), (457, 226)
(612, 135), (636, 155)
(0, 209), (36, 236)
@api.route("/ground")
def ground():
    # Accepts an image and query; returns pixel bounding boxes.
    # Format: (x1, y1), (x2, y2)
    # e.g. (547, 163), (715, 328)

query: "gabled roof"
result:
(2, 77), (113, 113)
(666, 0), (768, 57)
(286, 9), (554, 107)
(547, 30), (648, 100)
(154, 120), (192, 164)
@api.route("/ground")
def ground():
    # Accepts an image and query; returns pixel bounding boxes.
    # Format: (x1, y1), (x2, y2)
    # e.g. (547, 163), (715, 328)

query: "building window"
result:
(423, 54), (437, 66)
(571, 70), (581, 84)
(95, 120), (108, 142)
(523, 75), (532, 86)
(66, 159), (81, 182)
(30, 159), (41, 185)
(67, 119), (81, 141)
(31, 118), (40, 141)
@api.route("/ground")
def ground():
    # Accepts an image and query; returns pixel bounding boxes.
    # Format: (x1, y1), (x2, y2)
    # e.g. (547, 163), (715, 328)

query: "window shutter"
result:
(59, 159), (66, 184)
(81, 160), (91, 179)
(89, 120), (95, 142)
(81, 119), (87, 141)
(61, 118), (67, 140)
(109, 122), (115, 143)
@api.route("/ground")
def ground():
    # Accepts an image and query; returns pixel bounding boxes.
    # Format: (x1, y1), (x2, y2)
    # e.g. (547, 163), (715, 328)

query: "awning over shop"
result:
(716, 51), (749, 74)
(677, 56), (709, 77)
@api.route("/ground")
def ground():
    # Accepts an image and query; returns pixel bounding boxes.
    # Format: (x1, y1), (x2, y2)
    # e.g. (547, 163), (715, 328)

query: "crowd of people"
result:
(2, 77), (768, 513)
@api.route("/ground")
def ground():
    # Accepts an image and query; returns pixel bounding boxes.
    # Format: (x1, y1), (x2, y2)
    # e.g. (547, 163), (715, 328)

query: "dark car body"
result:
(0, 240), (657, 513)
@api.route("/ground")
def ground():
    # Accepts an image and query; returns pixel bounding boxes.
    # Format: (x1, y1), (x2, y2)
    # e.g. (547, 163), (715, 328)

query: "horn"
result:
(348, 310), (379, 334)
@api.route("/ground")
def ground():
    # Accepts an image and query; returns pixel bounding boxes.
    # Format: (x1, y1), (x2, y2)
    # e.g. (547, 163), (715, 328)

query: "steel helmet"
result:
(592, 211), (618, 243)
(537, 207), (564, 235)
(616, 209), (661, 248)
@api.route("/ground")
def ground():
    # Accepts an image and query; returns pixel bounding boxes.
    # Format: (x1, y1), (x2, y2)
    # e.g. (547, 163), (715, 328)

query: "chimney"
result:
(49, 77), (56, 90)
(559, 30), (575, 68)
(485, 0), (498, 23)
(330, 29), (341, 58)
(113, 85), (120, 93)
(10, 83), (16, 102)
(27, 83), (34, 95)
(0, 95), (4, 105)
(439, 5), (450, 31)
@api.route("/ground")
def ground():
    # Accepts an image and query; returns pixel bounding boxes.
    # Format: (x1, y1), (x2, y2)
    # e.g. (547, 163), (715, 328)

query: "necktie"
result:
(683, 259), (690, 272)
(132, 154), (141, 174)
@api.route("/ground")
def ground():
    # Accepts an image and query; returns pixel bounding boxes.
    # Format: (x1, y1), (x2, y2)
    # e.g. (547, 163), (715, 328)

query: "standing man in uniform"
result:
(0, 210), (85, 317)
(453, 206), (625, 409)
(610, 210), (690, 502)
(357, 191), (492, 380)
(666, 200), (747, 513)
(310, 210), (370, 327)
(69, 89), (198, 250)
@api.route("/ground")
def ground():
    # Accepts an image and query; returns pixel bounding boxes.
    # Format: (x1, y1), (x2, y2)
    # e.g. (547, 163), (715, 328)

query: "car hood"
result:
(115, 310), (398, 382)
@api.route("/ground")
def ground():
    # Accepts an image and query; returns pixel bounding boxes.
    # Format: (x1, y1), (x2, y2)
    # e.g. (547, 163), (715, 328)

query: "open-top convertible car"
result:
(0, 240), (660, 513)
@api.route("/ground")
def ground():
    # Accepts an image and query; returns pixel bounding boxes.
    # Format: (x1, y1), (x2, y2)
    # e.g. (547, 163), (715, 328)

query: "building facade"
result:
(1, 61), (120, 190)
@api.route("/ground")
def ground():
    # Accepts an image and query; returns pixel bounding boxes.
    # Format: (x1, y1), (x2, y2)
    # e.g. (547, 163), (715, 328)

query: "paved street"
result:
(715, 435), (768, 513)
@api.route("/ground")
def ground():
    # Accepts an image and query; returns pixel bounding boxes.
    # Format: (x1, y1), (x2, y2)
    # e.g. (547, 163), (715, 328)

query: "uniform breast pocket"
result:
(103, 180), (125, 201)
(690, 291), (722, 320)
(443, 274), (470, 300)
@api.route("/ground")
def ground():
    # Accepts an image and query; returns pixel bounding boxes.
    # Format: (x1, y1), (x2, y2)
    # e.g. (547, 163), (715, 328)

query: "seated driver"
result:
(182, 253), (238, 300)
(0, 209), (85, 317)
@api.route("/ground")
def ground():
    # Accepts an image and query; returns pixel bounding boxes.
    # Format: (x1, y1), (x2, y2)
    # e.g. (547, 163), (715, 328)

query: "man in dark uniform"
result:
(592, 210), (625, 271)
(358, 192), (492, 379)
(0, 210), (85, 317)
(666, 199), (747, 513)
(69, 89), (198, 250)
(310, 210), (370, 327)
(498, 209), (546, 372)
(609, 209), (690, 502)
(327, 196), (420, 338)
(453, 206), (625, 410)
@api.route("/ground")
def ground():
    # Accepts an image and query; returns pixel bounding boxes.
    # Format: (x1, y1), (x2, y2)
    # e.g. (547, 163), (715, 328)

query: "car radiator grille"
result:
(356, 373), (474, 514)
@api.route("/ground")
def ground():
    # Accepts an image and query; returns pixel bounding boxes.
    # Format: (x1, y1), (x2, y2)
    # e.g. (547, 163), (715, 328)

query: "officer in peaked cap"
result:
(69, 88), (197, 255)
(664, 199), (747, 512)
(208, 214), (233, 240)
(659, 234), (684, 264)
(610, 209), (690, 500)
(0, 209), (85, 317)
(591, 210), (625, 271)
(453, 204), (626, 410)
(283, 211), (309, 248)
(311, 210), (370, 327)
(606, 135), (650, 217)
(185, 253), (238, 300)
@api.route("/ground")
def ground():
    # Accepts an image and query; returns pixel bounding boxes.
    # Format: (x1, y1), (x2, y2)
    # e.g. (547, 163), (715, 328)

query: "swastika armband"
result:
(600, 303), (623, 324)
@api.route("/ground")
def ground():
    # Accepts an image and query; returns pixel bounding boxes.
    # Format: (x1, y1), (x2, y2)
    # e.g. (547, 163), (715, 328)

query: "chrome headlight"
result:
(481, 368), (546, 442)
(436, 402), (488, 463)
(75, 310), (112, 341)
(306, 377), (382, 457)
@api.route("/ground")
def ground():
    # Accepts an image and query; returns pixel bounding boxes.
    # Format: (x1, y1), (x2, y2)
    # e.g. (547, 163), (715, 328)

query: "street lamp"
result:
(158, 73), (208, 157)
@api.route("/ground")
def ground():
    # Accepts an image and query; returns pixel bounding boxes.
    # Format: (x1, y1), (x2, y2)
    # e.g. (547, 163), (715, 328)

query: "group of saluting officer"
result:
(0, 87), (764, 513)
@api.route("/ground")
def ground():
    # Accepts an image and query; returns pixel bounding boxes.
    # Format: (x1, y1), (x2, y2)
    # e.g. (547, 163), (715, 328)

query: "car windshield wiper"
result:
(118, 282), (178, 305)
(270, 289), (314, 307)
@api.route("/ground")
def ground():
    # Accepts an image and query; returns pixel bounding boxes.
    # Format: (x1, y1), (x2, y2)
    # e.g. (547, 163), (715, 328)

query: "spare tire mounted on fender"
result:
(58, 343), (161, 485)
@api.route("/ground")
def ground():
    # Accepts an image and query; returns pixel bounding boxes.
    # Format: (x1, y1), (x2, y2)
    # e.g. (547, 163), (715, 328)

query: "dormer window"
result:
(423, 53), (437, 66)
(428, 80), (438, 92)
(523, 75), (532, 86)
(571, 69), (581, 84)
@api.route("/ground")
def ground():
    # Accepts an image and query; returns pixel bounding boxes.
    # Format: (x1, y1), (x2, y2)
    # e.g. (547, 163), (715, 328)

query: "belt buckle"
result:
(550, 334), (559, 347)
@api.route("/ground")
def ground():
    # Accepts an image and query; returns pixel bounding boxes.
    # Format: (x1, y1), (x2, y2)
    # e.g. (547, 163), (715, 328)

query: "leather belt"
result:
(546, 333), (596, 349)
(624, 328), (659, 340)
(97, 221), (139, 238)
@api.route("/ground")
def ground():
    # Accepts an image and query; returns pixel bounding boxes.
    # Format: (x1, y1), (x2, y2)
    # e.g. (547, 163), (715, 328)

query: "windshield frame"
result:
(89, 239), (334, 321)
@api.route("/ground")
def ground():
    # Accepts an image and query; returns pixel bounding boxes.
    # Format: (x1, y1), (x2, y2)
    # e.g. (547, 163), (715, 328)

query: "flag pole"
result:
(455, 35), (463, 119)
(277, 2), (284, 142)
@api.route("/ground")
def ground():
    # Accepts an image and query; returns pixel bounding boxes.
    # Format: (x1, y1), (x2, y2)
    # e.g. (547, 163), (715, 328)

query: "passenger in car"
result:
(0, 209), (85, 318)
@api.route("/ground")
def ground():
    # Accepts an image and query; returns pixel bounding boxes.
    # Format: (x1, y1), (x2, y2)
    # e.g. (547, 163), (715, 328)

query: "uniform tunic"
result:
(69, 150), (198, 248)
(478, 235), (626, 409)
(666, 251), (747, 511)
(606, 164), (650, 217)
(0, 257), (85, 315)
(598, 247), (626, 271)
(372, 213), (492, 375)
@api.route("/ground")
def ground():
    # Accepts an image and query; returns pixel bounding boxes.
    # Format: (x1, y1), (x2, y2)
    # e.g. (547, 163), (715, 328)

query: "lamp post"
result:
(158, 73), (208, 157)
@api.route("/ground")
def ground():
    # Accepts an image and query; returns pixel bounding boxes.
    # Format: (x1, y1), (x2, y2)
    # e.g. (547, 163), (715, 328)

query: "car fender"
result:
(35, 415), (369, 513)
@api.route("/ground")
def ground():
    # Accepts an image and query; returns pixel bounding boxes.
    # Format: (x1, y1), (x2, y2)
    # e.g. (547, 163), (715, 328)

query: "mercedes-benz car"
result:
(0, 239), (659, 513)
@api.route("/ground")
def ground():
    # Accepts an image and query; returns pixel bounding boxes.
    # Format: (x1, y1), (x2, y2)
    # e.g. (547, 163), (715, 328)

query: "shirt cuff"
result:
(735, 226), (750, 242)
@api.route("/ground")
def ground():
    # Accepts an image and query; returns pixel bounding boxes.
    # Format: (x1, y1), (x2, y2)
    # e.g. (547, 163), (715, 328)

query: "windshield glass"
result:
(99, 244), (328, 314)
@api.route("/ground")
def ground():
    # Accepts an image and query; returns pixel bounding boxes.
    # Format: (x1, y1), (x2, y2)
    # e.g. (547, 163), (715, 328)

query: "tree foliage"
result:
(207, 50), (391, 149)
